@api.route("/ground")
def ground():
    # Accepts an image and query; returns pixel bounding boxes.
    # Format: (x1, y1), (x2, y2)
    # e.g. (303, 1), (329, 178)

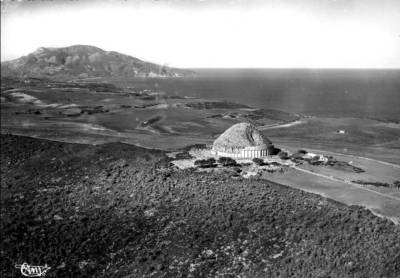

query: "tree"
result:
(291, 152), (304, 160)
(218, 157), (238, 167)
(309, 156), (321, 165)
(278, 151), (289, 160)
(252, 158), (264, 166)
(194, 158), (217, 168)
(175, 152), (193, 160)
(271, 147), (281, 156)
(298, 149), (308, 155)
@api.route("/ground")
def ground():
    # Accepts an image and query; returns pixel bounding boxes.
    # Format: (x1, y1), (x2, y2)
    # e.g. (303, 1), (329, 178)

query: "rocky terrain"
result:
(1, 45), (193, 80)
(1, 134), (399, 278)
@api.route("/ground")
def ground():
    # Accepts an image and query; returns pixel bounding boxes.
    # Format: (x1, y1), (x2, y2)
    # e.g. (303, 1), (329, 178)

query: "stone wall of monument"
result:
(211, 146), (272, 159)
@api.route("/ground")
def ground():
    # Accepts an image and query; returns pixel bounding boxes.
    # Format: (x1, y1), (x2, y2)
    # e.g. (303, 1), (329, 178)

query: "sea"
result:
(115, 69), (400, 121)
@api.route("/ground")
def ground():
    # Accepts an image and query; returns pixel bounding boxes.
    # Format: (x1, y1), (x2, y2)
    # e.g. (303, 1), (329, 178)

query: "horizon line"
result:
(2, 45), (399, 70)
(185, 67), (400, 70)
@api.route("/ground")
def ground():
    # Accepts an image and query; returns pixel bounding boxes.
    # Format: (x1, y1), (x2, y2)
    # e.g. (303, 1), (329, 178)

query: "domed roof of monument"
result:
(213, 122), (272, 151)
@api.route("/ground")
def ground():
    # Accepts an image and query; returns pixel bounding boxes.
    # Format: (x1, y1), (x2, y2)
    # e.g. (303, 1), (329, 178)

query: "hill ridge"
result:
(1, 45), (192, 80)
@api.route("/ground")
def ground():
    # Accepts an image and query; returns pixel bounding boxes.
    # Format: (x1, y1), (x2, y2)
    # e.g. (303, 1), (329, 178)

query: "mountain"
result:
(1, 45), (193, 80)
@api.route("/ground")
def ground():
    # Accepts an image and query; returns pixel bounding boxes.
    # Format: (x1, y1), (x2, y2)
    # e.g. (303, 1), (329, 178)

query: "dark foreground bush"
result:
(353, 180), (400, 188)
(218, 157), (238, 167)
(270, 162), (282, 166)
(183, 144), (208, 152)
(352, 165), (365, 173)
(175, 152), (193, 160)
(278, 151), (290, 160)
(194, 158), (217, 168)
(270, 147), (282, 155)
(291, 152), (304, 160)
(2, 134), (400, 278)
(331, 161), (365, 173)
(352, 180), (390, 187)
(253, 158), (264, 166)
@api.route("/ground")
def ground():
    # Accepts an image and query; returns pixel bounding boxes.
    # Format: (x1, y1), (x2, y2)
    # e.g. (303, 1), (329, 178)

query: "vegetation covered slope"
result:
(1, 45), (192, 79)
(1, 134), (399, 277)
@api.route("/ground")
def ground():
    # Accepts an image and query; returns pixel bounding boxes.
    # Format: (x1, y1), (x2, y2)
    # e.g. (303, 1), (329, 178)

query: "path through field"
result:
(293, 166), (400, 202)
(300, 147), (400, 169)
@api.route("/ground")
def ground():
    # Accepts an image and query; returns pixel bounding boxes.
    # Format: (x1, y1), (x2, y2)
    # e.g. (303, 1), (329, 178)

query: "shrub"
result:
(194, 158), (217, 168)
(218, 157), (238, 167)
(175, 152), (193, 160)
(308, 156), (321, 165)
(298, 149), (308, 155)
(270, 162), (281, 166)
(271, 147), (281, 156)
(183, 144), (208, 152)
(252, 158), (264, 166)
(326, 157), (337, 165)
(352, 180), (390, 187)
(278, 151), (290, 160)
(291, 152), (304, 160)
(393, 181), (400, 188)
(352, 166), (365, 173)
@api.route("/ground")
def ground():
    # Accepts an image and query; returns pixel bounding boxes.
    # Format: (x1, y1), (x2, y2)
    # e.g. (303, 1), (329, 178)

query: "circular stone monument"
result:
(211, 122), (274, 159)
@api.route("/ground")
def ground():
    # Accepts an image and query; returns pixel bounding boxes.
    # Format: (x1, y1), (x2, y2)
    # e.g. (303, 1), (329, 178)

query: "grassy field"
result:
(264, 167), (400, 223)
(1, 77), (298, 145)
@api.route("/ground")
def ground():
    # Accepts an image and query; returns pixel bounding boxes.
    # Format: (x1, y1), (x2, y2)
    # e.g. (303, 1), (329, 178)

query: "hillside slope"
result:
(1, 134), (399, 277)
(1, 45), (192, 79)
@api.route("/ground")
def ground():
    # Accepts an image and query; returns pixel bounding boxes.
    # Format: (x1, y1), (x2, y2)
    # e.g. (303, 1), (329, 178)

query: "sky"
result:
(1, 0), (400, 68)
